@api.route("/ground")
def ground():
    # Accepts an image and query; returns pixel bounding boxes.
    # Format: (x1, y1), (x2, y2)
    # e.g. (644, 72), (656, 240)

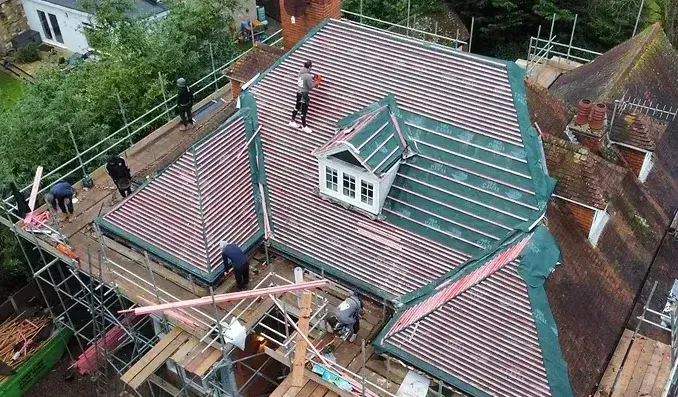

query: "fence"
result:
(2, 30), (283, 215)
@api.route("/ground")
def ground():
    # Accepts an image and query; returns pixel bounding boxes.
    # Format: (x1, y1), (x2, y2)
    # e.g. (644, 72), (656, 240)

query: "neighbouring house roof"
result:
(41, 0), (167, 18)
(542, 134), (626, 209)
(240, 18), (571, 397)
(525, 80), (574, 140)
(97, 113), (262, 283)
(225, 44), (286, 84)
(609, 111), (658, 151)
(315, 95), (408, 175)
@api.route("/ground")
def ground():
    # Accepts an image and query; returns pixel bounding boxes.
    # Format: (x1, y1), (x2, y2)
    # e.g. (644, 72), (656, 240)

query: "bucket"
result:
(257, 6), (266, 22)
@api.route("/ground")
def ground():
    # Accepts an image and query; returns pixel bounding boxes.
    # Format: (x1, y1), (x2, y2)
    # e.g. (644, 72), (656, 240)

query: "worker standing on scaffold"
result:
(220, 242), (249, 290)
(326, 291), (362, 342)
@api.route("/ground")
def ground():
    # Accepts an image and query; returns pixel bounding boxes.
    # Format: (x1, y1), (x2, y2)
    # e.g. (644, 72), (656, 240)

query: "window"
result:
(325, 166), (338, 192)
(360, 180), (374, 205)
(37, 11), (64, 44)
(343, 174), (356, 198)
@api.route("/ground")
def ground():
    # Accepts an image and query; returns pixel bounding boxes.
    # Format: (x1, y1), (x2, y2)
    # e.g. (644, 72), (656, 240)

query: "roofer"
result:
(44, 181), (74, 223)
(288, 60), (318, 134)
(220, 242), (249, 290)
(106, 155), (132, 198)
(326, 291), (362, 342)
(176, 77), (194, 131)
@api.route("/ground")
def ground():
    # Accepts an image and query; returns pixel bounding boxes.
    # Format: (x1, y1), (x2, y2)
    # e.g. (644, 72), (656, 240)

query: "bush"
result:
(14, 42), (41, 64)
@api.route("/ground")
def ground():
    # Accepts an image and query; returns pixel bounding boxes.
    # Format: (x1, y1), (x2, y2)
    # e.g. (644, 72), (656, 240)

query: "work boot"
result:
(301, 126), (313, 134)
(179, 124), (188, 131)
(349, 333), (357, 343)
(288, 120), (299, 128)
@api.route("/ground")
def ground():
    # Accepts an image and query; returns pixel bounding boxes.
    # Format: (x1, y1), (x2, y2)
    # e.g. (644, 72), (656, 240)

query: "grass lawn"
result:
(0, 71), (23, 110)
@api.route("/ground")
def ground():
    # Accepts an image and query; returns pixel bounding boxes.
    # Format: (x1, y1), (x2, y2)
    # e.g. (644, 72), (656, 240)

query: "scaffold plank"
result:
(193, 349), (223, 377)
(292, 291), (313, 388)
(121, 327), (188, 389)
(128, 332), (191, 389)
(120, 280), (329, 316)
(170, 337), (199, 364)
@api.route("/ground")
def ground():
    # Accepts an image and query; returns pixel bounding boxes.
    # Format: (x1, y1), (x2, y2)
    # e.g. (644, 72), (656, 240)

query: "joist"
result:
(120, 280), (329, 316)
(292, 291), (313, 387)
(121, 327), (190, 389)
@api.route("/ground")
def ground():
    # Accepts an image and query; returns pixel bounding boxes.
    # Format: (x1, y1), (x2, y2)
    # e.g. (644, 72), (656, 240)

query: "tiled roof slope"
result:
(248, 19), (553, 298)
(98, 113), (262, 283)
(525, 80), (574, 140)
(243, 19), (567, 397)
(609, 111), (658, 151)
(542, 135), (626, 209)
(226, 44), (286, 83)
(316, 96), (408, 174)
(548, 22), (678, 219)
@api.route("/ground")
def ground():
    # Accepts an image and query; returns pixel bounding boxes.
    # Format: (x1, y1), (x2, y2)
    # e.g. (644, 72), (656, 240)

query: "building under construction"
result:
(3, 1), (678, 397)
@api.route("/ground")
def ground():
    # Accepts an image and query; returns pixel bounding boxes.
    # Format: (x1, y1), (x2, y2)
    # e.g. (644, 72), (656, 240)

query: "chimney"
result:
(280, 0), (341, 49)
(589, 103), (607, 130)
(575, 99), (592, 125)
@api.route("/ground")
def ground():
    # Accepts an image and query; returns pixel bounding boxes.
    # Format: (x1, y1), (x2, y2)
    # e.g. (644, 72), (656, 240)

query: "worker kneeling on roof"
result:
(326, 291), (362, 343)
(220, 242), (249, 290)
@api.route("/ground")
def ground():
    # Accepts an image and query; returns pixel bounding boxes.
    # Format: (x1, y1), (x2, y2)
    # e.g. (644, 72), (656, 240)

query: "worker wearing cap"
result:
(220, 242), (249, 290)
(176, 77), (194, 131)
(288, 60), (318, 134)
(106, 155), (132, 198)
(326, 291), (362, 342)
(44, 181), (74, 223)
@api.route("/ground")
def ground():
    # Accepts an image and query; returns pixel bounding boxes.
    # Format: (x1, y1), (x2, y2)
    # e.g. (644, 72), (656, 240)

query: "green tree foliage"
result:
(0, 0), (238, 187)
(342, 0), (440, 28)
(0, 0), (240, 296)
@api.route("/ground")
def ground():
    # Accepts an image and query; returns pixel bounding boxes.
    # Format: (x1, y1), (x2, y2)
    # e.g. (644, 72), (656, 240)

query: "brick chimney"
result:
(280, 0), (341, 49)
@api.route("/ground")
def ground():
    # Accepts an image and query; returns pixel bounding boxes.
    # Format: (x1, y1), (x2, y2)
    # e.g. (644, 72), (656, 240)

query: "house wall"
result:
(561, 200), (594, 234)
(21, 0), (90, 53)
(279, 0), (340, 49)
(0, 0), (28, 51)
(615, 145), (645, 178)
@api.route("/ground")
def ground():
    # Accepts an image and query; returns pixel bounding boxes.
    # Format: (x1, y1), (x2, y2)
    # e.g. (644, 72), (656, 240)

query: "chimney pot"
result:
(589, 103), (607, 130)
(575, 99), (593, 125)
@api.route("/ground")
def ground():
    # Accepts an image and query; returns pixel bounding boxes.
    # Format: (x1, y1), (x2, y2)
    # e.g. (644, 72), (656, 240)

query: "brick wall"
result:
(0, 0), (28, 52)
(573, 133), (602, 153)
(561, 200), (594, 235)
(615, 145), (645, 177)
(232, 81), (242, 98)
(546, 202), (635, 397)
(279, 0), (341, 49)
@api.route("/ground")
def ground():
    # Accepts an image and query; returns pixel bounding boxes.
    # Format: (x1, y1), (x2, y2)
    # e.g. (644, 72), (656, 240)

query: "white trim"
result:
(241, 72), (260, 91)
(527, 212), (546, 231)
(552, 194), (601, 212)
(610, 139), (652, 154)
(638, 151), (655, 183)
(588, 206), (610, 247)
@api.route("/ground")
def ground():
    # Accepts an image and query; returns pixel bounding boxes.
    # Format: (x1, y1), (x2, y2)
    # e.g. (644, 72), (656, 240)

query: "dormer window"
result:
(314, 94), (409, 216)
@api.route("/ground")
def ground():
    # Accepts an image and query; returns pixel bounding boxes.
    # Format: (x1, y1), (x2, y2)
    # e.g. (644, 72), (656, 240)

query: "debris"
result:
(0, 314), (52, 383)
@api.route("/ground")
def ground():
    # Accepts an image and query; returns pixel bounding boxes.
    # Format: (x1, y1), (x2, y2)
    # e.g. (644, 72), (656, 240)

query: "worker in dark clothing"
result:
(326, 292), (362, 342)
(105, 155), (132, 198)
(220, 242), (249, 289)
(288, 60), (318, 134)
(176, 77), (194, 131)
(44, 181), (74, 223)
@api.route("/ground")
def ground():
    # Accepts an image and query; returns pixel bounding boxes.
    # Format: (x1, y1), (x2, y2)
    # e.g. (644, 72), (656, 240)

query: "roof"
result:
(97, 113), (262, 283)
(242, 18), (570, 397)
(550, 23), (677, 106)
(225, 44), (285, 83)
(41, 0), (167, 18)
(609, 111), (657, 151)
(315, 95), (408, 175)
(525, 80), (574, 140)
(542, 134), (626, 209)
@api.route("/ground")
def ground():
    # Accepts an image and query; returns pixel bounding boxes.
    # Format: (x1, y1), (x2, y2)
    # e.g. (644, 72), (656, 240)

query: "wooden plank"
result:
(638, 343), (668, 397)
(295, 380), (319, 397)
(128, 331), (191, 389)
(612, 336), (647, 397)
(120, 327), (183, 384)
(651, 346), (673, 397)
(28, 166), (43, 211)
(598, 329), (635, 396)
(148, 374), (182, 396)
(185, 344), (217, 374)
(271, 376), (293, 397)
(366, 356), (408, 386)
(624, 339), (658, 397)
(292, 291), (313, 387)
(193, 348), (223, 377)
(171, 337), (199, 363)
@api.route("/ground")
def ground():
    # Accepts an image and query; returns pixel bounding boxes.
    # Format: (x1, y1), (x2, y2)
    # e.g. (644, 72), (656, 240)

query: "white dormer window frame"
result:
(318, 156), (381, 215)
(588, 205), (610, 247)
(638, 151), (655, 183)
